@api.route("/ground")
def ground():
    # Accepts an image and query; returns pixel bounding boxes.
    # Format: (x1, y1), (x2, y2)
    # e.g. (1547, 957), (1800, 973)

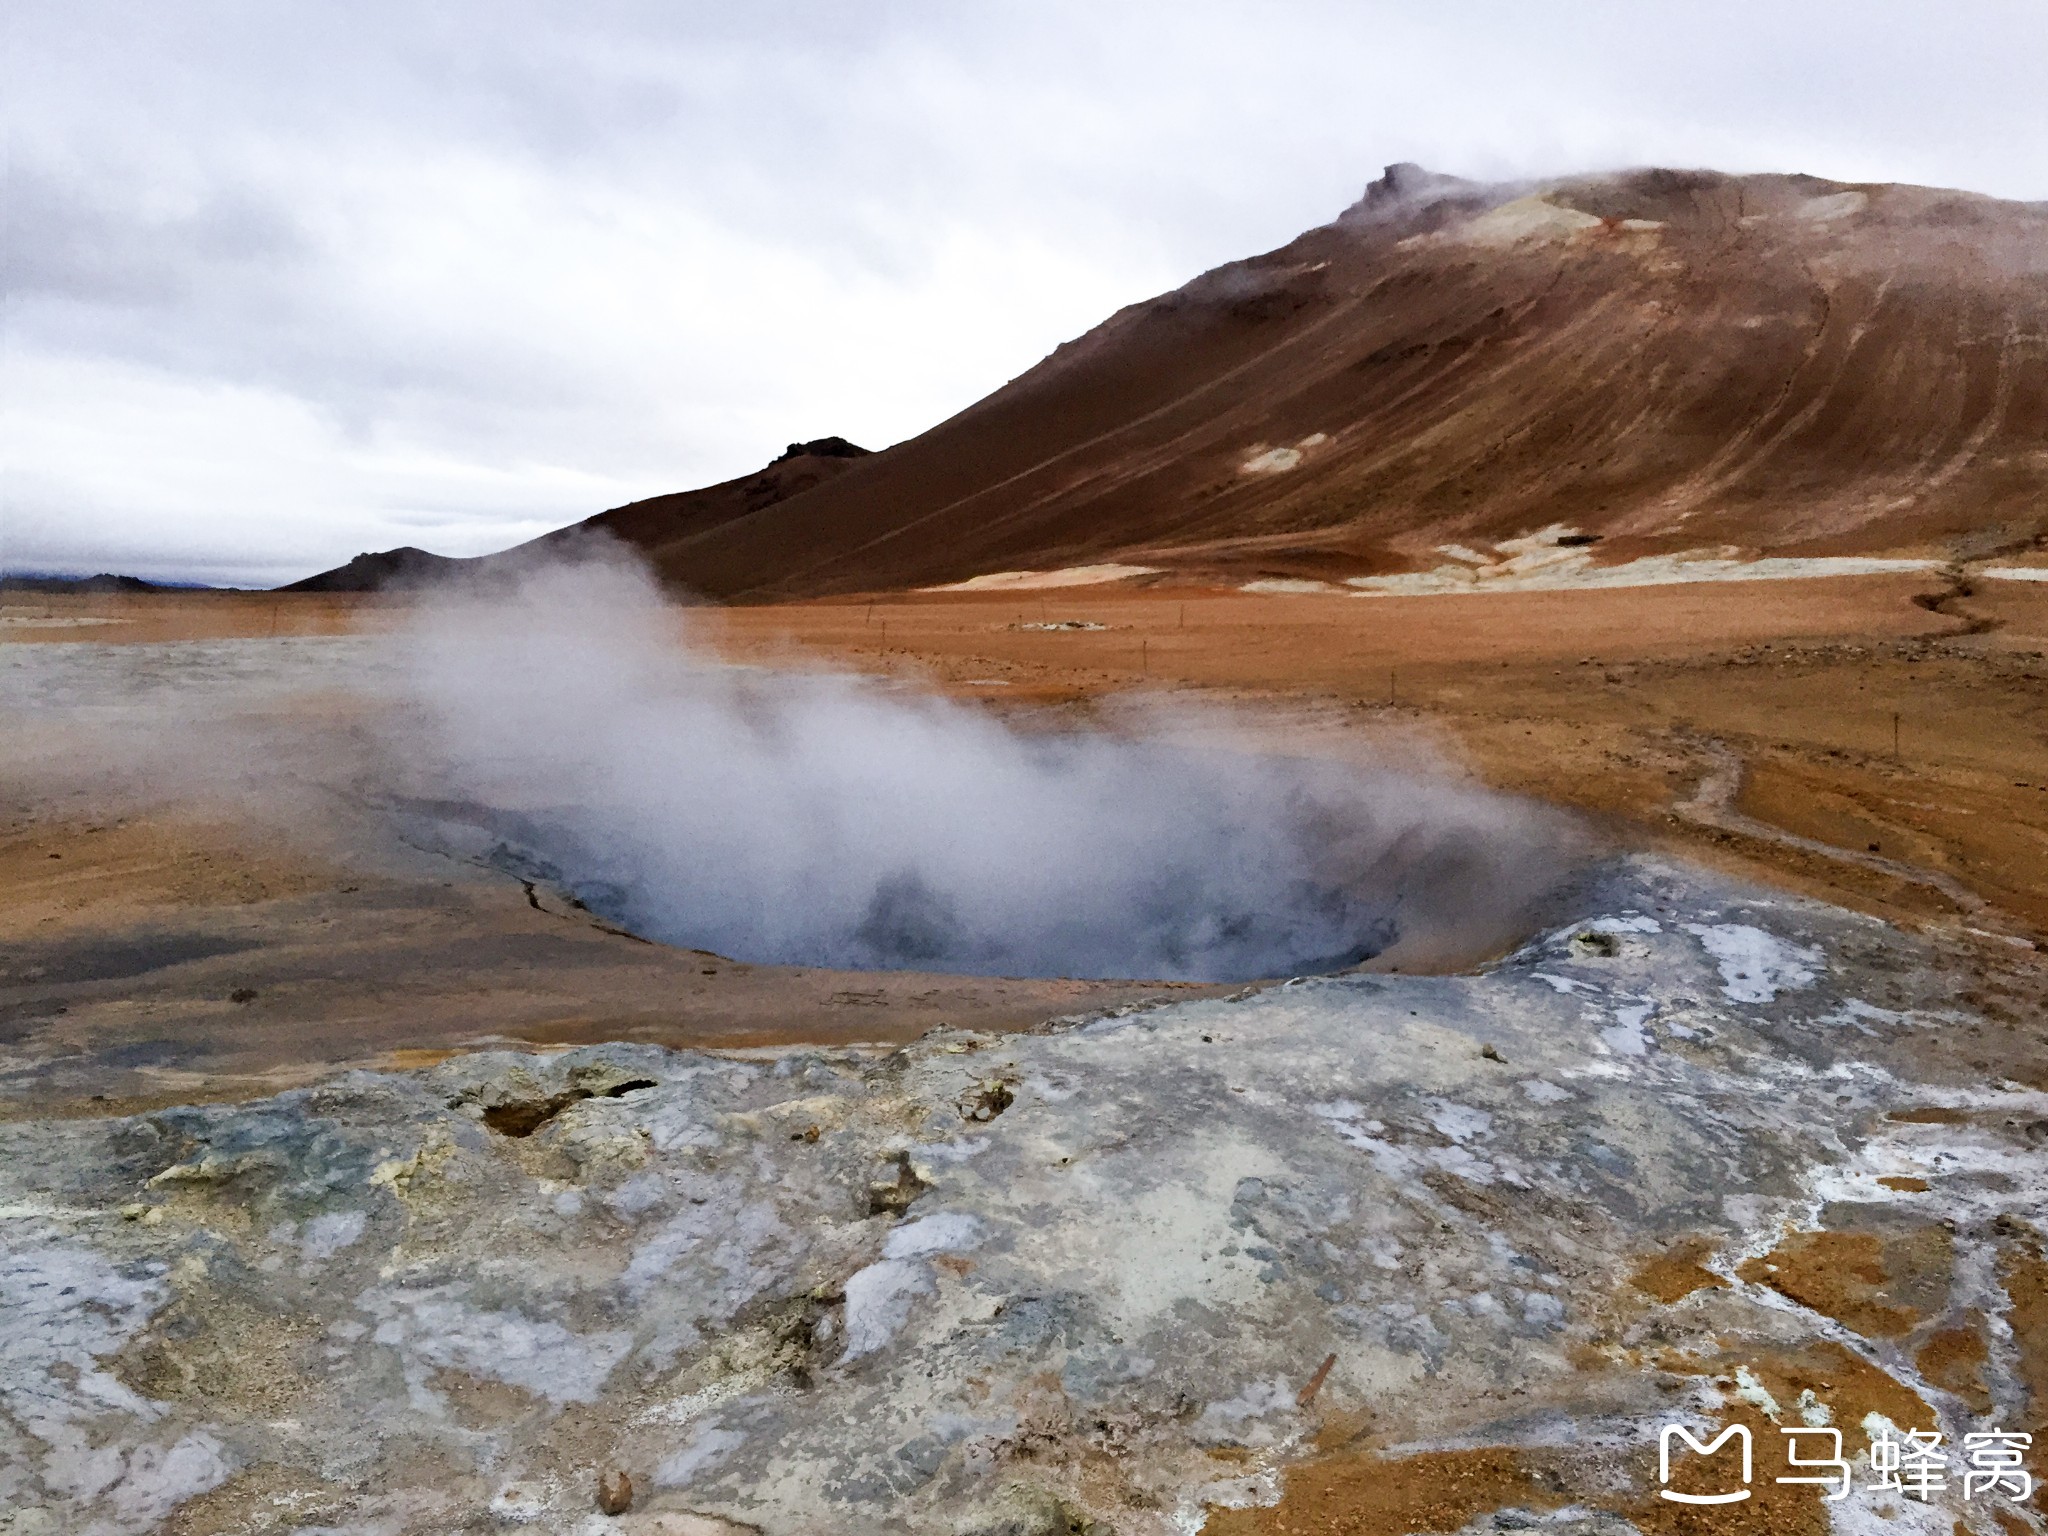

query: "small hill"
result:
(281, 439), (871, 592)
(282, 546), (471, 593)
(524, 437), (871, 566)
(0, 574), (167, 594)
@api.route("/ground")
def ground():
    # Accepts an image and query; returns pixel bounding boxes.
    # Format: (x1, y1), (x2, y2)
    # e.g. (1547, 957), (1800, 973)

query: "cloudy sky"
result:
(7, 1), (2046, 587)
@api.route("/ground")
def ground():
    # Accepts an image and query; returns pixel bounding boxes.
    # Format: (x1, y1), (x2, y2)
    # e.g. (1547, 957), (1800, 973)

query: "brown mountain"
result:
(297, 166), (2048, 599)
(531, 436), (872, 562)
(283, 546), (469, 593)
(286, 439), (871, 591)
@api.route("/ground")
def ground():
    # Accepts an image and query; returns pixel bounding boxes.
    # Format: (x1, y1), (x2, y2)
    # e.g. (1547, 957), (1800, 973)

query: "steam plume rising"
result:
(387, 555), (1578, 981)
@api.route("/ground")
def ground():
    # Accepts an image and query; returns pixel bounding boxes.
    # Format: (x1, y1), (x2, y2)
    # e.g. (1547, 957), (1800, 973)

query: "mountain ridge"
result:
(287, 165), (2048, 598)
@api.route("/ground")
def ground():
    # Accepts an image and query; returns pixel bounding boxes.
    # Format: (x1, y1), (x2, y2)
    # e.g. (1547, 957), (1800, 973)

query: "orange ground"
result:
(701, 573), (2048, 948)
(6, 571), (2044, 1114)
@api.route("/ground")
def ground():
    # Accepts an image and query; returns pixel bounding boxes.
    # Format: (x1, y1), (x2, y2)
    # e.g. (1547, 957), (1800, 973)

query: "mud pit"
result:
(3, 569), (1582, 993)
(5, 858), (2046, 1534)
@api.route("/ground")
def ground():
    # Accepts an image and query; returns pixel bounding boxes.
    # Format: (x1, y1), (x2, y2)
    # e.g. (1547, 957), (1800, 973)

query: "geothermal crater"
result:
(385, 563), (1576, 983)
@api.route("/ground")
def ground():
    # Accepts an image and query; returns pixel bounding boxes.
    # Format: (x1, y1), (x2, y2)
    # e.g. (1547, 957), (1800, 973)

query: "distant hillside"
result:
(1, 573), (167, 594)
(281, 546), (471, 593)
(281, 438), (871, 592)
(524, 437), (871, 566)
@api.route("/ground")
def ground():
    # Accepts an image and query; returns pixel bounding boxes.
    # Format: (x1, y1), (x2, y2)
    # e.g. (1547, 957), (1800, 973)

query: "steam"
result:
(378, 554), (1579, 981)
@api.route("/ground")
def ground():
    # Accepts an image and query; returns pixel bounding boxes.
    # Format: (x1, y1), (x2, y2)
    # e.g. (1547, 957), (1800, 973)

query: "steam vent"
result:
(5, 160), (2047, 1536)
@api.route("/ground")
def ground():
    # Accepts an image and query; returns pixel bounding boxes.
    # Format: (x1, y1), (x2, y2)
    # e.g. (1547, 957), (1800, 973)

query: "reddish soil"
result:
(1736, 1230), (1938, 1341)
(1630, 1236), (1733, 1304)
(9, 569), (2046, 1112)
(705, 574), (2048, 959)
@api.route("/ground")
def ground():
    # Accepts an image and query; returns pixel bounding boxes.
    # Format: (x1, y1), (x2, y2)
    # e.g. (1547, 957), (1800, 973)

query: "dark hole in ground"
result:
(474, 1078), (658, 1137)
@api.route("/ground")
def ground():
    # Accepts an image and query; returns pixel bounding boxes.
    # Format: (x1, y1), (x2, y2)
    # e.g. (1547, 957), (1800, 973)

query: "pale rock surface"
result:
(1, 857), (2039, 1534)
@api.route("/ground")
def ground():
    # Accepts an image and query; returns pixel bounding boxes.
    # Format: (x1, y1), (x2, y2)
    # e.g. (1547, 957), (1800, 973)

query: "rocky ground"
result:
(5, 857), (2044, 1535)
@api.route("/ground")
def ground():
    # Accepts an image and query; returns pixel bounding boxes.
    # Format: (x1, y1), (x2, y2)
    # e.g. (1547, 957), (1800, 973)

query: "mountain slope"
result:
(283, 546), (469, 593)
(286, 439), (870, 592)
(613, 166), (2048, 599)
(532, 437), (871, 563)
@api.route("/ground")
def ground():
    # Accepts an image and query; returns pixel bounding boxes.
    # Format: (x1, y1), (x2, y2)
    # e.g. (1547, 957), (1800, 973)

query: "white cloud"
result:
(5, 0), (2044, 584)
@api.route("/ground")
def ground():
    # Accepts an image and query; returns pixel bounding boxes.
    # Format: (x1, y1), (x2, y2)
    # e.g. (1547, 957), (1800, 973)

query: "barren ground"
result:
(707, 573), (2048, 952)
(5, 574), (2044, 1119)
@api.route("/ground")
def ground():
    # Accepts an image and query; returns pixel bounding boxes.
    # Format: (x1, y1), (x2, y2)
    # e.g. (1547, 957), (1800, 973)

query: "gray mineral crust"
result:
(2, 858), (2041, 1534)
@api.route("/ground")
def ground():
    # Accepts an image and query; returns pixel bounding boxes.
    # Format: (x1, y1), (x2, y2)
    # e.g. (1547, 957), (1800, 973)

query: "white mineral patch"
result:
(655, 1424), (750, 1487)
(1732, 1365), (1781, 1417)
(1445, 195), (1604, 246)
(1798, 190), (1868, 222)
(1240, 446), (1303, 474)
(1345, 526), (1940, 596)
(1600, 1003), (1655, 1056)
(1979, 565), (2048, 581)
(1591, 914), (1662, 934)
(619, 1193), (796, 1313)
(360, 1284), (634, 1406)
(839, 1259), (936, 1362)
(837, 1211), (989, 1362)
(0, 1239), (233, 1534)
(300, 1209), (367, 1261)
(101, 1434), (232, 1532)
(1424, 1101), (1493, 1142)
(1192, 1378), (1297, 1446)
(1686, 923), (1823, 1003)
(882, 1210), (986, 1259)
(1310, 1099), (1376, 1146)
(922, 564), (1161, 592)
(1, 1240), (167, 1430)
(1241, 433), (1332, 474)
(491, 1479), (556, 1523)
(1823, 998), (1907, 1031)
(1829, 1471), (1956, 1536)
(1092, 1154), (1275, 1325)
(1239, 579), (1343, 595)
(1313, 1102), (1498, 1185)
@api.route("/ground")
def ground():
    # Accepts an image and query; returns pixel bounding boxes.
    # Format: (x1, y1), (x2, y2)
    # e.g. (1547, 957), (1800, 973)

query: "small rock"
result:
(868, 1152), (932, 1215)
(1481, 1043), (1506, 1063)
(958, 1079), (1015, 1122)
(597, 1467), (634, 1516)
